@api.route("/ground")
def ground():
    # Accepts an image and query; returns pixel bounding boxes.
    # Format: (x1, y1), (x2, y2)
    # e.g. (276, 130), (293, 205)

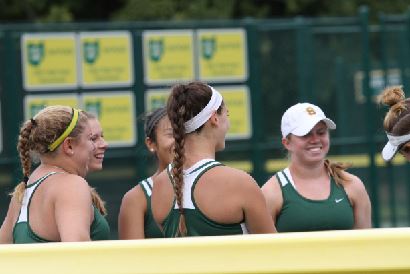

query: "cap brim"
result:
(382, 141), (399, 161)
(292, 118), (336, 136)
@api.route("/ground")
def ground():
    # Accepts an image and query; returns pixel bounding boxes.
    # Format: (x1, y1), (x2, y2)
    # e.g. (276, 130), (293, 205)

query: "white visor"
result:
(382, 133), (410, 161)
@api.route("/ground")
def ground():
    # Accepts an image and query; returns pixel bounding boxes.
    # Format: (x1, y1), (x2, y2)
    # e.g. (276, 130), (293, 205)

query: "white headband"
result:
(184, 86), (223, 133)
(386, 132), (410, 146)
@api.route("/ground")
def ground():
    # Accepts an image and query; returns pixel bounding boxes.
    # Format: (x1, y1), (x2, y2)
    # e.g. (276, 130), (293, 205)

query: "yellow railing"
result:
(1, 227), (410, 274)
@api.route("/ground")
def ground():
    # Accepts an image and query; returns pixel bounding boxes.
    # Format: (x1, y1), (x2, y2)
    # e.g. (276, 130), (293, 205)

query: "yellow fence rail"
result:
(1, 228), (410, 274)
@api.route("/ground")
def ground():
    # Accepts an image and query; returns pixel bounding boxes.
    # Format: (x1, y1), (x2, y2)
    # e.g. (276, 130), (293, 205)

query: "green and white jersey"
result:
(13, 172), (110, 243)
(275, 168), (354, 232)
(162, 159), (248, 237)
(138, 177), (163, 238)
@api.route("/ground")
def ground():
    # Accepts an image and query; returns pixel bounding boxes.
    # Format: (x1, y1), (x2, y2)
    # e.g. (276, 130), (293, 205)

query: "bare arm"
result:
(0, 196), (20, 244)
(118, 186), (146, 239)
(241, 175), (276, 234)
(344, 173), (372, 229)
(54, 176), (93, 242)
(261, 175), (283, 230)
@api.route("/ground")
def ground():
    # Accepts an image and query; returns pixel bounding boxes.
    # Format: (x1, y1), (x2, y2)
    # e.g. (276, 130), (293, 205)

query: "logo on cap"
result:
(306, 107), (316, 115)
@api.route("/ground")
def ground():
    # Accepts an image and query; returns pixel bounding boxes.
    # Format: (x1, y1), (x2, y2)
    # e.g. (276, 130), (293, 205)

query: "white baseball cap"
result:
(281, 102), (336, 138)
(382, 133), (410, 161)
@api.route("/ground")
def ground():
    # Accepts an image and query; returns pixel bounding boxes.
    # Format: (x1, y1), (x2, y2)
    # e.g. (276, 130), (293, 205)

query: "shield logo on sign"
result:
(85, 101), (102, 119)
(27, 42), (44, 66)
(83, 41), (99, 64)
(149, 39), (163, 62)
(201, 37), (216, 60)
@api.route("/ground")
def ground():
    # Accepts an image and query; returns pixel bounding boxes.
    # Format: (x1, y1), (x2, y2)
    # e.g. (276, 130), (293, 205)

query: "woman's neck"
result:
(183, 135), (216, 168)
(40, 161), (71, 174)
(289, 159), (326, 180)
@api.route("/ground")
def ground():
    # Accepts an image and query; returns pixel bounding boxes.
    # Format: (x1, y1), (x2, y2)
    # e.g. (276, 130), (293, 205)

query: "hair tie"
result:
(48, 108), (80, 152)
(23, 176), (29, 184)
(30, 118), (37, 127)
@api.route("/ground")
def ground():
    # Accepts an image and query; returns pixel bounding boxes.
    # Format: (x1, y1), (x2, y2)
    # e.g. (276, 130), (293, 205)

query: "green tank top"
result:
(162, 159), (248, 237)
(275, 168), (354, 232)
(13, 172), (110, 243)
(138, 177), (164, 238)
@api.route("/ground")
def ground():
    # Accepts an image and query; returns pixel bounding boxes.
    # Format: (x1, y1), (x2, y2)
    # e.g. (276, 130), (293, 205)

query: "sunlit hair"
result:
(377, 85), (410, 135)
(12, 106), (88, 201)
(166, 81), (223, 237)
(11, 106), (107, 215)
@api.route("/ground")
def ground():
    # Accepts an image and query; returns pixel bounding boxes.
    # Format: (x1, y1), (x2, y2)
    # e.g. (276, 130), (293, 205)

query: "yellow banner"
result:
(143, 30), (194, 84)
(80, 32), (133, 87)
(145, 86), (251, 139)
(145, 89), (170, 112)
(22, 33), (77, 90)
(82, 92), (136, 146)
(24, 94), (79, 119)
(198, 29), (248, 82)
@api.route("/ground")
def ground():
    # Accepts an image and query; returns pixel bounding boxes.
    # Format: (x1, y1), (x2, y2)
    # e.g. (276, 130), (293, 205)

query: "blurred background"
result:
(1, 0), (410, 239)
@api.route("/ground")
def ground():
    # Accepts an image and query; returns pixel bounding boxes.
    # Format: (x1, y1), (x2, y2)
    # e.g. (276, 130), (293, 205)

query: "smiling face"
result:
(68, 122), (96, 177)
(88, 118), (108, 172)
(283, 121), (330, 164)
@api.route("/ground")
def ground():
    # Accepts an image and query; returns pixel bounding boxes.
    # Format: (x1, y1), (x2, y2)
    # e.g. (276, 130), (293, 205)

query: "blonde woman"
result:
(0, 106), (109, 243)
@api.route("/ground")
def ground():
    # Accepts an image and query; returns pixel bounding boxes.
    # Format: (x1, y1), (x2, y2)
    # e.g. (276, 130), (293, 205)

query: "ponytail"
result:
(324, 159), (352, 186)
(90, 187), (107, 216)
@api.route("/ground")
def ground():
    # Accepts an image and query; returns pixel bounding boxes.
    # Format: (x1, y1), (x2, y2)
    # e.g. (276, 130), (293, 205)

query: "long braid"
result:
(168, 85), (188, 236)
(167, 82), (216, 237)
(12, 119), (36, 202)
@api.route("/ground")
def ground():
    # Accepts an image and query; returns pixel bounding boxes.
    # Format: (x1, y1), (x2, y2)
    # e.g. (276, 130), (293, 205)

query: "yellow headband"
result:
(48, 108), (80, 152)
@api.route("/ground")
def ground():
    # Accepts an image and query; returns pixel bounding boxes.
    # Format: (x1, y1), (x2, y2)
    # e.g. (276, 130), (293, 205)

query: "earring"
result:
(150, 149), (155, 152)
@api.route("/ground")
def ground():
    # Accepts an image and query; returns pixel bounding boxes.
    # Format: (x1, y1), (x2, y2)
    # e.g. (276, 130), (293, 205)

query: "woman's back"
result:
(13, 170), (109, 243)
(152, 159), (274, 236)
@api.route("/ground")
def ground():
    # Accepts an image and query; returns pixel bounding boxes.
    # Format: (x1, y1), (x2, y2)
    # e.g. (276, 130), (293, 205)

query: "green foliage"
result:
(0, 0), (410, 22)
(40, 5), (73, 22)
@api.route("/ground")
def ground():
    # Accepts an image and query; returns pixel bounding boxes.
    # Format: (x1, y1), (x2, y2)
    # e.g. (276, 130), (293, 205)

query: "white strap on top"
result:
(172, 159), (219, 210)
(17, 172), (58, 223)
(277, 167), (296, 189)
(140, 177), (154, 197)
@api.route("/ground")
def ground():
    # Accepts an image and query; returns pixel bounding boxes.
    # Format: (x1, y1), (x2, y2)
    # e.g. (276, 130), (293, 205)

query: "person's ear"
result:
(145, 137), (156, 153)
(62, 137), (75, 156)
(209, 111), (219, 127)
(282, 137), (291, 150)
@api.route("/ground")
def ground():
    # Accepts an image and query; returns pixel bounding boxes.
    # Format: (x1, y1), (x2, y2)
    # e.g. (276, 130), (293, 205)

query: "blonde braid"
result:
(11, 120), (36, 202)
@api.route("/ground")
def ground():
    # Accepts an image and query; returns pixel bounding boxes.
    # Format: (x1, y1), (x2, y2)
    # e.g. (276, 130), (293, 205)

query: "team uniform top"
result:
(138, 177), (164, 238)
(161, 159), (248, 237)
(274, 168), (354, 232)
(13, 172), (110, 243)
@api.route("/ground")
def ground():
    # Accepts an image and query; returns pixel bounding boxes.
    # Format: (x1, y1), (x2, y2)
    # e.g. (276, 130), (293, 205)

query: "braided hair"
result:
(12, 106), (88, 202)
(166, 81), (223, 236)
